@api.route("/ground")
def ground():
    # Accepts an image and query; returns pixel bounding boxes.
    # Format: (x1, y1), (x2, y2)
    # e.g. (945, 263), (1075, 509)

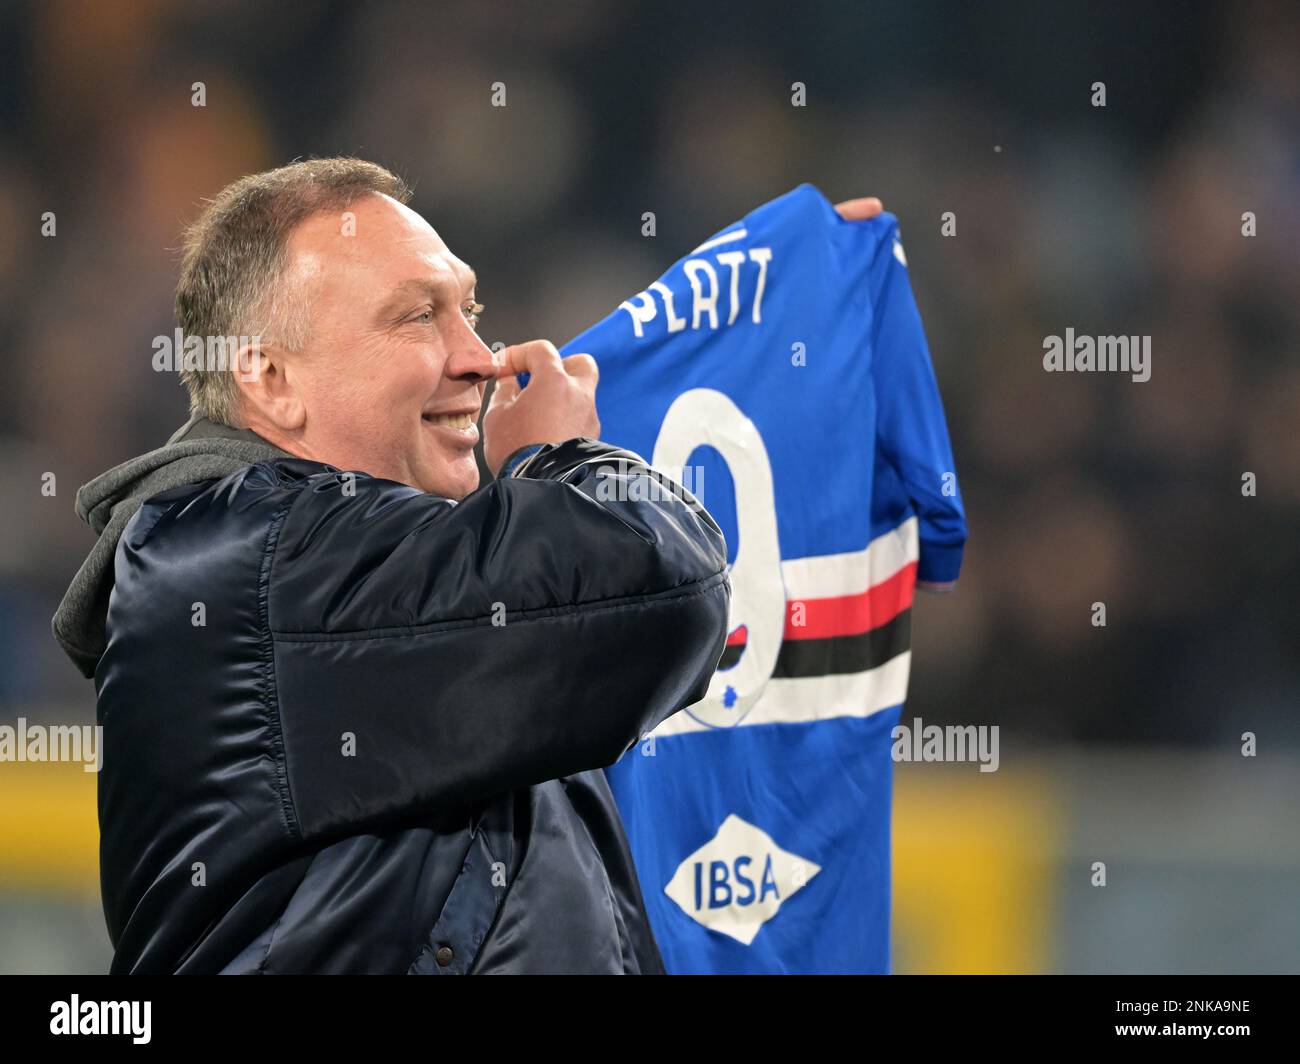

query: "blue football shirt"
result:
(558, 183), (966, 973)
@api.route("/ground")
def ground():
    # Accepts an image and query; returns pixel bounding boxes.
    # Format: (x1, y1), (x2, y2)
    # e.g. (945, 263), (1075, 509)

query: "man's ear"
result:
(234, 338), (305, 432)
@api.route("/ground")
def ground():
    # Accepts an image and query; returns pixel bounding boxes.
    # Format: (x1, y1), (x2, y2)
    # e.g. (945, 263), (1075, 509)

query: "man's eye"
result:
(409, 303), (482, 328)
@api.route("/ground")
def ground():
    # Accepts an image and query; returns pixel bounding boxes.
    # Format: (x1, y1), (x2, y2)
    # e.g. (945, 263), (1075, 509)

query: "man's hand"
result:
(834, 197), (884, 222)
(483, 340), (601, 476)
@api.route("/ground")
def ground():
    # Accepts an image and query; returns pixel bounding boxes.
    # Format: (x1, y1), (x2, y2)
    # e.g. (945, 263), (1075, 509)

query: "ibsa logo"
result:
(664, 814), (820, 945)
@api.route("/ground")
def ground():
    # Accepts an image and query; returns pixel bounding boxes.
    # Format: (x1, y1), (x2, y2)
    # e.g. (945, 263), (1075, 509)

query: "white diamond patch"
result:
(663, 814), (821, 946)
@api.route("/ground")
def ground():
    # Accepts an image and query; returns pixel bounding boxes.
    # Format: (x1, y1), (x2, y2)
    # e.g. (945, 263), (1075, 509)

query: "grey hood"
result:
(53, 417), (291, 678)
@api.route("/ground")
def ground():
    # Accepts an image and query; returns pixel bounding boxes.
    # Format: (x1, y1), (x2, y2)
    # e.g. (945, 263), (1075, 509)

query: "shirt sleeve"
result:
(866, 221), (967, 587)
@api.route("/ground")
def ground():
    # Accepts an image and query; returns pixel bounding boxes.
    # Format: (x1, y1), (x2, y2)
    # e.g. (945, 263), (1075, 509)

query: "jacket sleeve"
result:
(867, 220), (968, 590)
(264, 438), (730, 843)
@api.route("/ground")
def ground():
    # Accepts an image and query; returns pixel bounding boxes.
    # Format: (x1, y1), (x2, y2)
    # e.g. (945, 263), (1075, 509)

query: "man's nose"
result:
(444, 331), (497, 384)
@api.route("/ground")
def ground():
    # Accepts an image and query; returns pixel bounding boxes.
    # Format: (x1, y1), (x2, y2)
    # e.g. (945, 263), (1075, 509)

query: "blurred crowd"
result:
(1, 0), (1296, 746)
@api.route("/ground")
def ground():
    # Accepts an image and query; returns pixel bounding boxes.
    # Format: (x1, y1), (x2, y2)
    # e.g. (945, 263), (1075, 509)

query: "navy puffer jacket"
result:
(59, 425), (730, 973)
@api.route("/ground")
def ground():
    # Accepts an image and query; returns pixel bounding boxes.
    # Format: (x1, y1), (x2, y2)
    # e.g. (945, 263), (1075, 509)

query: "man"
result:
(53, 157), (879, 974)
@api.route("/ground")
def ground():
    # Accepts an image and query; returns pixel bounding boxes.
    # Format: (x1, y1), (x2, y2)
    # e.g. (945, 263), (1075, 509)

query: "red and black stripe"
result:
(717, 561), (915, 679)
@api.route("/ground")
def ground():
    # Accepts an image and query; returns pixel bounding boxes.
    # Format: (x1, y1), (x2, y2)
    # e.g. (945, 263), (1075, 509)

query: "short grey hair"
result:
(175, 157), (413, 426)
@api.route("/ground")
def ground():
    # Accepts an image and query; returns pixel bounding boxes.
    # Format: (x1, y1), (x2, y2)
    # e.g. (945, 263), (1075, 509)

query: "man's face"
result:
(279, 193), (495, 499)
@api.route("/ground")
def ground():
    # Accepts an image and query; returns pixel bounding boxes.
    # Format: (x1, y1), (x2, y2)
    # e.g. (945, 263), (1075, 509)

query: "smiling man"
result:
(52, 158), (733, 974)
(53, 158), (887, 975)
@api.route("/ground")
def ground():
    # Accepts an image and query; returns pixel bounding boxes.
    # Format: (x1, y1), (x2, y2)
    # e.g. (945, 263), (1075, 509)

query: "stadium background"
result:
(0, 0), (1297, 972)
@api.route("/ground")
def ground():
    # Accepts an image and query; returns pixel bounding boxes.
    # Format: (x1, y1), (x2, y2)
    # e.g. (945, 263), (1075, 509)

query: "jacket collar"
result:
(167, 415), (286, 450)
